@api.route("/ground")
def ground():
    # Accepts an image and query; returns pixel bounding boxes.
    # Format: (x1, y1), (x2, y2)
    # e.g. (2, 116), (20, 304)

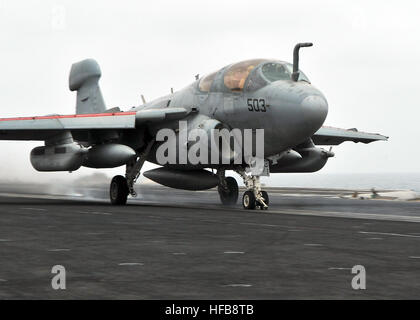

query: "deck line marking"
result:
(78, 211), (112, 215)
(223, 284), (252, 287)
(359, 231), (420, 238)
(240, 222), (279, 227)
(272, 209), (420, 223)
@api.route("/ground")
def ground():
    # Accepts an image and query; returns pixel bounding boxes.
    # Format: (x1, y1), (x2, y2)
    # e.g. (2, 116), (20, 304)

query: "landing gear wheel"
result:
(218, 177), (239, 205)
(110, 175), (129, 205)
(258, 191), (269, 210)
(242, 190), (256, 210)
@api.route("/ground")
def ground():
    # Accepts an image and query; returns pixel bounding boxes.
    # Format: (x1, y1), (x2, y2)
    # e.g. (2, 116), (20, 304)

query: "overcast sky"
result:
(0, 0), (418, 183)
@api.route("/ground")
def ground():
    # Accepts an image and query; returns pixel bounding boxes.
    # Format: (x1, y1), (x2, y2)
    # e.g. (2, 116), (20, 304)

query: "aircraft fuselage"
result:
(136, 59), (328, 162)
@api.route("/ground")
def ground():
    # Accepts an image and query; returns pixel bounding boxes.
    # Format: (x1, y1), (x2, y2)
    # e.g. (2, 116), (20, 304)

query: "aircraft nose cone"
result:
(301, 95), (328, 128)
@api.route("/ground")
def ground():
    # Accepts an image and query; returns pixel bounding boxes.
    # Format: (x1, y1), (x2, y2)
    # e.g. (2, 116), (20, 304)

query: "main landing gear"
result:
(110, 175), (129, 205)
(109, 140), (154, 205)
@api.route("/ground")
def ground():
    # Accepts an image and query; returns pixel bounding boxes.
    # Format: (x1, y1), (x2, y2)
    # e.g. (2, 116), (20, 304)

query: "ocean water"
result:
(263, 172), (420, 191)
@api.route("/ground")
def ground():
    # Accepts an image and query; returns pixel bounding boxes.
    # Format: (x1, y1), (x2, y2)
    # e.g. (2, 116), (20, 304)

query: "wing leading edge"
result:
(312, 126), (388, 145)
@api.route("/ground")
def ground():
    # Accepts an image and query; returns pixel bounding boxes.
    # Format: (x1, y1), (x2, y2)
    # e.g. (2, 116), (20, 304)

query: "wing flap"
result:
(312, 126), (388, 145)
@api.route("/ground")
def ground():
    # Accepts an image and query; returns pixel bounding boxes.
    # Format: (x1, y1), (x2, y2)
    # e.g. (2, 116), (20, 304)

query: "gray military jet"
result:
(0, 43), (387, 210)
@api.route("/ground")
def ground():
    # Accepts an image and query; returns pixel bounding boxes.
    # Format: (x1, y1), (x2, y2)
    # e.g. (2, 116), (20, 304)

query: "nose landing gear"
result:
(242, 190), (256, 210)
(238, 169), (269, 210)
(217, 166), (270, 210)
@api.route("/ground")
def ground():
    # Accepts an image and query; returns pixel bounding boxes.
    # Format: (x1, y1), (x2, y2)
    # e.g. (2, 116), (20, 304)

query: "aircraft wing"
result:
(312, 126), (388, 145)
(0, 112), (137, 141)
(0, 107), (189, 141)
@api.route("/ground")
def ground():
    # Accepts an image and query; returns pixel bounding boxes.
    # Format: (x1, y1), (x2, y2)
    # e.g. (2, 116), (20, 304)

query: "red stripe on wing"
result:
(0, 112), (137, 122)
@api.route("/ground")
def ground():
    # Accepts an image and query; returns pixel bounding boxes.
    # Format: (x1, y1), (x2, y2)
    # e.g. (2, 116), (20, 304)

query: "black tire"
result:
(110, 175), (129, 205)
(242, 190), (256, 210)
(258, 191), (269, 210)
(218, 177), (239, 205)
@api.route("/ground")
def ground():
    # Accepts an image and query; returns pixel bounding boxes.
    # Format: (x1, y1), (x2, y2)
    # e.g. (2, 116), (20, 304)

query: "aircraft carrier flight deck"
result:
(0, 183), (419, 299)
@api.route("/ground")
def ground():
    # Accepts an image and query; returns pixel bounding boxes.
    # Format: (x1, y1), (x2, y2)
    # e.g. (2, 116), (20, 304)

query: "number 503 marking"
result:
(247, 98), (267, 112)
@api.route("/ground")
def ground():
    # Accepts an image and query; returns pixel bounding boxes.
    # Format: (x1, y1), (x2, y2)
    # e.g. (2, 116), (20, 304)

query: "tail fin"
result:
(69, 59), (106, 114)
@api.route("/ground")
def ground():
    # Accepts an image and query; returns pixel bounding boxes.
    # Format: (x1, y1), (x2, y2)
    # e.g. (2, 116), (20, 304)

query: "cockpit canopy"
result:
(198, 71), (217, 92)
(224, 59), (267, 92)
(198, 59), (310, 93)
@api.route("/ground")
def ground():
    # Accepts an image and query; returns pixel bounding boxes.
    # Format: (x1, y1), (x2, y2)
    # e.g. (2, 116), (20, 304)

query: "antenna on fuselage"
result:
(141, 94), (146, 104)
(292, 42), (313, 82)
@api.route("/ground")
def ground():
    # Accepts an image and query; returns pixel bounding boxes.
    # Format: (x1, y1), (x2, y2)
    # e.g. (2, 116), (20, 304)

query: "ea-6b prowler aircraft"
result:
(0, 43), (387, 210)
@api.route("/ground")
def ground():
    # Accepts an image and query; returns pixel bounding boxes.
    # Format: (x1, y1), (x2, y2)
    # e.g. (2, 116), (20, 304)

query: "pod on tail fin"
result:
(69, 59), (106, 114)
